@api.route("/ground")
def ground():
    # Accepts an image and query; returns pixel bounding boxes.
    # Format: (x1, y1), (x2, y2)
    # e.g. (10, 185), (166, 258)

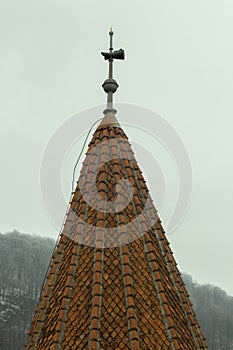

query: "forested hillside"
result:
(0, 231), (232, 350)
(183, 274), (233, 349)
(0, 231), (54, 350)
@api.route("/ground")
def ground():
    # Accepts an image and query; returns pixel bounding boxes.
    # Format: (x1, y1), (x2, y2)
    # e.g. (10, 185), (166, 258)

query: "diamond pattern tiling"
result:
(24, 112), (208, 349)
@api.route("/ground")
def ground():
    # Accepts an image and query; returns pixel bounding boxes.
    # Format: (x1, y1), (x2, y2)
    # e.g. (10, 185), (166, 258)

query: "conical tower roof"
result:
(24, 112), (207, 349)
(24, 30), (208, 349)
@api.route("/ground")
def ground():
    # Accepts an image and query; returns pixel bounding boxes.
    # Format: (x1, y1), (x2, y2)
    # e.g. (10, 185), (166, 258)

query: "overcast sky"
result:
(1, 0), (233, 295)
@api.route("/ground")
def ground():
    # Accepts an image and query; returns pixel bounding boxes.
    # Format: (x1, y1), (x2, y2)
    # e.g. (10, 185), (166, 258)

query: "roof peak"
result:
(98, 111), (120, 129)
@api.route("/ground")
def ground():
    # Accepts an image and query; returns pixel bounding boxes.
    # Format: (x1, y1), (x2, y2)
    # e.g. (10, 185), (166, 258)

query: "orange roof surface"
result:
(24, 113), (208, 349)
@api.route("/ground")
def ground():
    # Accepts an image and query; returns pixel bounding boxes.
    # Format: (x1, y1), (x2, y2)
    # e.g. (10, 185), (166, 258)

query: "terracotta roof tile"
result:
(24, 113), (208, 349)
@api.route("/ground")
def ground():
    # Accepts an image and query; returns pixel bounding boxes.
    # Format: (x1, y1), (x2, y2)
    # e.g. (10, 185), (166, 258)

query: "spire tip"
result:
(101, 29), (124, 114)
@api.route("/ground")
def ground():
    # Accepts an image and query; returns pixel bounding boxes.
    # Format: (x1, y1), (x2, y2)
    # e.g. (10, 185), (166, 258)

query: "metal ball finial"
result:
(102, 78), (119, 94)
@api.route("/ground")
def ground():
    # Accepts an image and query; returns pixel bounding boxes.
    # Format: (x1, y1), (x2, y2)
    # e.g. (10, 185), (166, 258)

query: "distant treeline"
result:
(0, 231), (54, 350)
(0, 231), (232, 350)
(183, 273), (233, 349)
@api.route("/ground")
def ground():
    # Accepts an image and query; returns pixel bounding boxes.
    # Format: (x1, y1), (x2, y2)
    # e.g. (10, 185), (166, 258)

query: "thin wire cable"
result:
(38, 117), (103, 297)
(71, 117), (103, 193)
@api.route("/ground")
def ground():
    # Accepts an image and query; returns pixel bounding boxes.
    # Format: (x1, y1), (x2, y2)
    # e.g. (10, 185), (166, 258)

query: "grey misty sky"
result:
(0, 0), (233, 295)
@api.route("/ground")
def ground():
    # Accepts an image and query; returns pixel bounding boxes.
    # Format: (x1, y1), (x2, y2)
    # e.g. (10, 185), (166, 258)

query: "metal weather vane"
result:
(101, 28), (125, 114)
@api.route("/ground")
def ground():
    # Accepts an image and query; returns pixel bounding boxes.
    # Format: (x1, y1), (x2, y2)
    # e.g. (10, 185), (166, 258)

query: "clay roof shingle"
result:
(24, 113), (208, 349)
